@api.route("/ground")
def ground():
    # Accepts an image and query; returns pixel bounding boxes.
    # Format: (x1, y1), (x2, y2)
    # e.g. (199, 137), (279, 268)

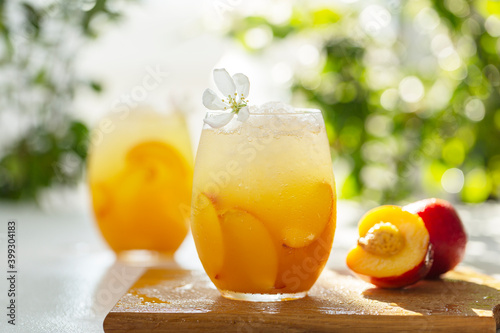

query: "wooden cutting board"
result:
(104, 267), (500, 332)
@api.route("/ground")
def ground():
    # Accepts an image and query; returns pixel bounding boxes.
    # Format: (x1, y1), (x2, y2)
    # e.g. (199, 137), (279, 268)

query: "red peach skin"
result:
(404, 198), (467, 279)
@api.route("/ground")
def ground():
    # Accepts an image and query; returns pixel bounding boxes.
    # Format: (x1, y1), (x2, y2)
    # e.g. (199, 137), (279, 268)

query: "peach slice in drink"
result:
(216, 209), (278, 294)
(109, 169), (187, 252)
(191, 194), (224, 280)
(90, 182), (112, 219)
(217, 182), (334, 248)
(274, 217), (335, 293)
(125, 141), (191, 185)
(252, 182), (334, 248)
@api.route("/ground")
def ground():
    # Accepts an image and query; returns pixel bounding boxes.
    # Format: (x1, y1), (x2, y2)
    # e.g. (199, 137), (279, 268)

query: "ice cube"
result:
(256, 101), (295, 114)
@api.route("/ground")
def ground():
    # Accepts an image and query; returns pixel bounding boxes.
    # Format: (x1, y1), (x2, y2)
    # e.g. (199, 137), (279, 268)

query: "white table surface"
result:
(0, 197), (499, 333)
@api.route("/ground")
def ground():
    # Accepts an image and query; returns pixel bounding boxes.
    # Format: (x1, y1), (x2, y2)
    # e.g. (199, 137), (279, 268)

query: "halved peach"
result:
(191, 193), (224, 280)
(216, 209), (278, 294)
(346, 205), (433, 289)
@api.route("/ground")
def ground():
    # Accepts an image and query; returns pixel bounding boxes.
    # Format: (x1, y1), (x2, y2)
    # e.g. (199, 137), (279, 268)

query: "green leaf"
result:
(21, 2), (42, 38)
(90, 81), (103, 92)
(33, 69), (46, 85)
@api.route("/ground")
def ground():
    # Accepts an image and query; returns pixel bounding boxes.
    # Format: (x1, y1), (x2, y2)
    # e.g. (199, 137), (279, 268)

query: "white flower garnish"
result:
(202, 68), (250, 128)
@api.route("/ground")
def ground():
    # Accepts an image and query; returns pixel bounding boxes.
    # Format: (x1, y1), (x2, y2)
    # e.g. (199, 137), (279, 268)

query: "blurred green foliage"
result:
(2, 0), (500, 204)
(0, 0), (122, 200)
(228, 0), (500, 203)
(0, 122), (89, 200)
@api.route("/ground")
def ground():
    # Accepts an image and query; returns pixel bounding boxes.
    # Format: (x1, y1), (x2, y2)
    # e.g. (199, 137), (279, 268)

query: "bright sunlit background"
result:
(1, 0), (500, 208)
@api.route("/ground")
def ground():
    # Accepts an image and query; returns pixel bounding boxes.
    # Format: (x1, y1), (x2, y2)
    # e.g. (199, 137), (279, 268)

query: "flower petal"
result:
(204, 112), (234, 128)
(202, 88), (229, 110)
(237, 106), (249, 122)
(214, 68), (236, 97)
(233, 73), (250, 98)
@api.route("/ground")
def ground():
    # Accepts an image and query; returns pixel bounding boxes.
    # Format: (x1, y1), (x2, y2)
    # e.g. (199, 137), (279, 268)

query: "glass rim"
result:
(205, 107), (321, 116)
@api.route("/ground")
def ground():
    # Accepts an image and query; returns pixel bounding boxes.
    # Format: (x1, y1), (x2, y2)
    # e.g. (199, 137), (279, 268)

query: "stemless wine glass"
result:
(191, 104), (336, 301)
(87, 107), (193, 263)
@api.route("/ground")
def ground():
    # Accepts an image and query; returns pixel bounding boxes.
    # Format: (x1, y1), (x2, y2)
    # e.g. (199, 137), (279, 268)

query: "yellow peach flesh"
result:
(191, 194), (224, 279)
(217, 209), (278, 293)
(218, 182), (334, 248)
(347, 205), (429, 278)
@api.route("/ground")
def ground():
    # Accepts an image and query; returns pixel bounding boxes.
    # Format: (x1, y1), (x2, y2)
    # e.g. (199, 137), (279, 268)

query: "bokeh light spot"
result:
(426, 79), (452, 110)
(485, 15), (500, 37)
(431, 34), (454, 58)
(380, 88), (399, 110)
(361, 165), (396, 190)
(399, 76), (424, 103)
(359, 5), (391, 36)
(414, 8), (440, 31)
(441, 168), (465, 193)
(244, 26), (272, 49)
(298, 44), (320, 67)
(444, 0), (470, 18)
(457, 36), (477, 58)
(465, 98), (485, 121)
(272, 62), (293, 84)
(266, 3), (292, 25)
(438, 51), (462, 71)
(365, 114), (393, 137)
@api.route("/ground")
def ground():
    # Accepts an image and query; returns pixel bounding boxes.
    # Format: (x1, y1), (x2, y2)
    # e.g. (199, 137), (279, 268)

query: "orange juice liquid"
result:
(191, 111), (336, 298)
(88, 109), (193, 258)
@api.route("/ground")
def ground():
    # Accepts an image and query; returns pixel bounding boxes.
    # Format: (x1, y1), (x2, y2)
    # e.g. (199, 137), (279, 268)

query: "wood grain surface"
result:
(104, 267), (500, 332)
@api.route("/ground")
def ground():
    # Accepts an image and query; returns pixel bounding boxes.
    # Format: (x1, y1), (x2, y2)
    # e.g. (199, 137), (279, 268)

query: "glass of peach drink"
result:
(191, 69), (336, 301)
(87, 107), (193, 262)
